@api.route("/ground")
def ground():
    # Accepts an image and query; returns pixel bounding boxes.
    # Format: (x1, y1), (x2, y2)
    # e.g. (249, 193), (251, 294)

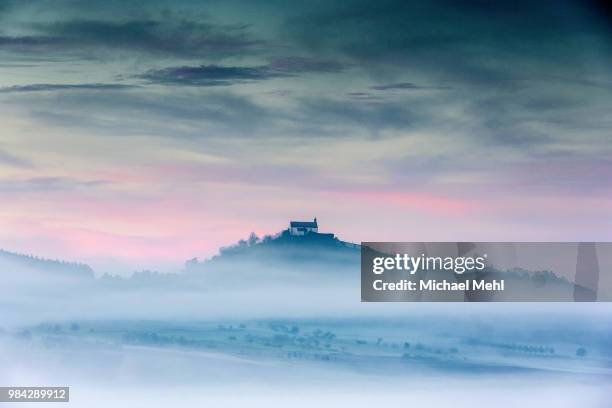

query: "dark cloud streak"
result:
(139, 65), (286, 86)
(139, 57), (345, 86)
(370, 82), (451, 91)
(0, 83), (136, 93)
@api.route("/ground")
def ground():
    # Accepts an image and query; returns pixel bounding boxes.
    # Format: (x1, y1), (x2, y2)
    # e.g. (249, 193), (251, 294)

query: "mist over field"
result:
(1, 313), (611, 407)
(2, 236), (612, 407)
(3, 236), (612, 324)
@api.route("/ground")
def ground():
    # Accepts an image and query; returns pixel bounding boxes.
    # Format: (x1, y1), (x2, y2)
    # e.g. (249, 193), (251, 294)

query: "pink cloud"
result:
(342, 190), (477, 215)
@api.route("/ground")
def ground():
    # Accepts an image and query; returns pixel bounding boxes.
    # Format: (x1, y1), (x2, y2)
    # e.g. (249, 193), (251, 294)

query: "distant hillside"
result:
(0, 249), (94, 279)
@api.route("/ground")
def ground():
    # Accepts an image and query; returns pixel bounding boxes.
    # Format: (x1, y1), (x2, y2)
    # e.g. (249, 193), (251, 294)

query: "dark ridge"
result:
(0, 248), (94, 279)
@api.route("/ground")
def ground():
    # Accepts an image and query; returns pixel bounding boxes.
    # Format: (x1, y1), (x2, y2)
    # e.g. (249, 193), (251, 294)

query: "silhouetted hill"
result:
(185, 230), (360, 274)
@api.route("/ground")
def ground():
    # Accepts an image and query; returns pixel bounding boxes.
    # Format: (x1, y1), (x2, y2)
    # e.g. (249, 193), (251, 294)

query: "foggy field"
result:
(1, 317), (611, 407)
(2, 246), (612, 407)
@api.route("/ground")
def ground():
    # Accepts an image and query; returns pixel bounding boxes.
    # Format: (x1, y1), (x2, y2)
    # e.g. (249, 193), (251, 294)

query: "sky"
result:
(1, 0), (612, 274)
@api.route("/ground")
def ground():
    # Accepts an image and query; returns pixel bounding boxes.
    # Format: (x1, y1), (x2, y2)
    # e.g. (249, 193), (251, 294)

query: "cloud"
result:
(139, 65), (285, 86)
(296, 97), (418, 134)
(139, 57), (345, 86)
(0, 35), (63, 47)
(0, 83), (135, 93)
(10, 81), (422, 141)
(50, 19), (256, 56)
(266, 57), (346, 73)
(370, 82), (450, 91)
(282, 0), (612, 89)
(2, 5), (611, 164)
(1, 15), (259, 59)
(0, 150), (32, 168)
(0, 177), (109, 193)
(11, 89), (280, 138)
(345, 92), (380, 100)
